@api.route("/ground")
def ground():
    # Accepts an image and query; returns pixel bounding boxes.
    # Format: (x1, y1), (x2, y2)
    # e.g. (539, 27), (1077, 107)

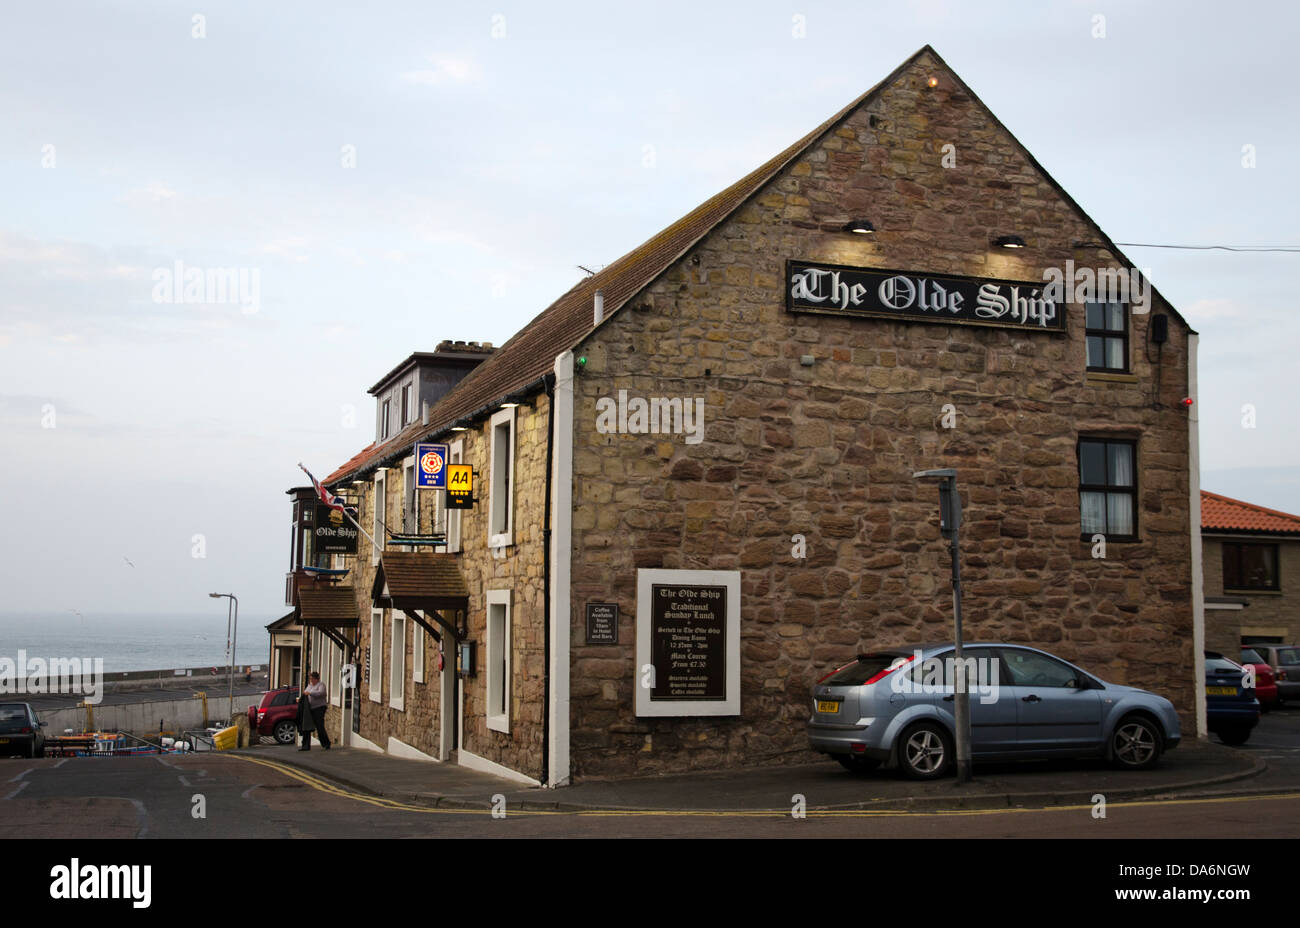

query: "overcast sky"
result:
(2, 0), (1297, 619)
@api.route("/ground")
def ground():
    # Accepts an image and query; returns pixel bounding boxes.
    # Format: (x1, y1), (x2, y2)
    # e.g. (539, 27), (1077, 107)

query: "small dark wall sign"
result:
(585, 603), (619, 645)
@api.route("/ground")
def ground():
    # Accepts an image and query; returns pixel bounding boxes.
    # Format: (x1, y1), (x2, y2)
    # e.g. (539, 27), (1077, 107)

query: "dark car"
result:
(0, 703), (47, 758)
(1205, 652), (1260, 746)
(248, 686), (300, 744)
(1239, 647), (1278, 710)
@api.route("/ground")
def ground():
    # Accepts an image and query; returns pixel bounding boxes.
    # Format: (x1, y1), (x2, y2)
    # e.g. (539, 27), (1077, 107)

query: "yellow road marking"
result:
(230, 757), (1300, 818)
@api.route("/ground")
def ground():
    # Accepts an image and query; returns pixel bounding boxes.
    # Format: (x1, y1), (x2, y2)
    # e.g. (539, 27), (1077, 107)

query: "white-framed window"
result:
(390, 611), (406, 711)
(372, 470), (386, 566)
(381, 399), (391, 439)
(400, 383), (412, 428)
(369, 609), (383, 703)
(488, 407), (515, 547)
(446, 439), (463, 553)
(413, 612), (425, 684)
(402, 457), (417, 534)
(486, 589), (511, 733)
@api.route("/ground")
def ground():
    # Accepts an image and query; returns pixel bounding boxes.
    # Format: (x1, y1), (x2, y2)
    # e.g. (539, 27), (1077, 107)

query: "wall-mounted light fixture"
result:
(994, 235), (1026, 249)
(843, 219), (875, 235)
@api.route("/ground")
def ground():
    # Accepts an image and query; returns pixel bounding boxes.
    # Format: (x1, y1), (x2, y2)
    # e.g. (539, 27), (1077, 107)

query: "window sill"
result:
(389, 698), (405, 712)
(1085, 371), (1138, 384)
(489, 533), (513, 550)
(1224, 588), (1282, 596)
(487, 714), (509, 734)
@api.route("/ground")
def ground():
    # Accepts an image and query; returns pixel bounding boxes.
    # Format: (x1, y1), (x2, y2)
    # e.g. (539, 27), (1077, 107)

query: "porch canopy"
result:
(296, 586), (360, 651)
(371, 550), (469, 642)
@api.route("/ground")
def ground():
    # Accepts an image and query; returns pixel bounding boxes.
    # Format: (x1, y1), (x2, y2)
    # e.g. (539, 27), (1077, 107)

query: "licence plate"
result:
(817, 700), (840, 714)
(1205, 686), (1237, 696)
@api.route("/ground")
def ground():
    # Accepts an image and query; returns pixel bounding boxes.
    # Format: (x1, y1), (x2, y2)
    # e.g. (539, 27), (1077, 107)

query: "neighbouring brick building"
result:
(1202, 491), (1300, 653)
(285, 46), (1204, 786)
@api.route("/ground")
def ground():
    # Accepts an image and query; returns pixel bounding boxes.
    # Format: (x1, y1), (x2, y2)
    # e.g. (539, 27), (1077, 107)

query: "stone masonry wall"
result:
(331, 393), (551, 781)
(566, 50), (1195, 778)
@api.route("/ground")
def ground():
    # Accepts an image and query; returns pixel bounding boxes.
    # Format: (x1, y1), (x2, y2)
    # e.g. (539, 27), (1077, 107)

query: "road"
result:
(4, 749), (1299, 838)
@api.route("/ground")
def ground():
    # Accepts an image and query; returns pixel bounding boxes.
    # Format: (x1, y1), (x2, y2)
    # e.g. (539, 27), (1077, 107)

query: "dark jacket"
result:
(296, 694), (315, 733)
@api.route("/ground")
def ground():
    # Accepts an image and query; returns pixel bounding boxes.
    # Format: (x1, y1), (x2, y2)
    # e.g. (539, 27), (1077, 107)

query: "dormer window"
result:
(380, 399), (391, 439)
(401, 384), (412, 428)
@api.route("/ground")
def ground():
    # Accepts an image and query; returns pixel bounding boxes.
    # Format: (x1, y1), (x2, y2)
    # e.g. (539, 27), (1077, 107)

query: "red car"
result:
(1240, 648), (1278, 711)
(248, 686), (300, 744)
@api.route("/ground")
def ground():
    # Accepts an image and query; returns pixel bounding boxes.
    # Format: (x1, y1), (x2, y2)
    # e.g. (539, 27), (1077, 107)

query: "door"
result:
(998, 647), (1103, 751)
(930, 647), (1018, 755)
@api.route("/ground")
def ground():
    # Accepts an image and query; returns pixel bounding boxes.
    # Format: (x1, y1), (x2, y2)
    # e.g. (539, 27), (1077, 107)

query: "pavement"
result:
(232, 736), (1269, 813)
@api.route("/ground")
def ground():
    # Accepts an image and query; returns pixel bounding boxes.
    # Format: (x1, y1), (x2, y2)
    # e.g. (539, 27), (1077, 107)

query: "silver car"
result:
(807, 643), (1182, 779)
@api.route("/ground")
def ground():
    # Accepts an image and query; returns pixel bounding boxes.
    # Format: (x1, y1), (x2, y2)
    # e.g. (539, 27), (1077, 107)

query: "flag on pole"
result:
(299, 462), (353, 514)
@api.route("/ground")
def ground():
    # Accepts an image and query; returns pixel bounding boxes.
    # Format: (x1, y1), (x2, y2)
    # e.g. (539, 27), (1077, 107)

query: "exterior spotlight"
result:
(576, 356), (587, 367)
(1182, 397), (1194, 407)
(994, 235), (1026, 249)
(927, 76), (939, 88)
(843, 219), (875, 234)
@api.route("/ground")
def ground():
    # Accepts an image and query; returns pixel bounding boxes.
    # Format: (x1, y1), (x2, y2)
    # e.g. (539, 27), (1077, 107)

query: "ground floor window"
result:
(391, 611), (406, 711)
(369, 609), (383, 703)
(1078, 437), (1136, 540)
(486, 590), (511, 733)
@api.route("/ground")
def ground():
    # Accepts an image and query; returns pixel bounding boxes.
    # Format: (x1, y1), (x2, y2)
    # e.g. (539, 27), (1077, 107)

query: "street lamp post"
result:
(209, 592), (239, 720)
(912, 468), (972, 783)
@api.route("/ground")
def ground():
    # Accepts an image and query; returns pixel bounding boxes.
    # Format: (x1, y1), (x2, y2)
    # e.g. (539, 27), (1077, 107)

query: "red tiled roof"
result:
(319, 51), (923, 485)
(1202, 490), (1300, 535)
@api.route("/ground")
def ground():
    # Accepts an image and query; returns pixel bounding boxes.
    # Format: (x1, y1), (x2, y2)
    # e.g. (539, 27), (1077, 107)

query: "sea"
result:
(0, 612), (275, 674)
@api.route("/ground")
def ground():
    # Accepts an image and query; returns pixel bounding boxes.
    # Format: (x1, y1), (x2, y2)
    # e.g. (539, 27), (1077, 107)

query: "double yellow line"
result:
(232, 756), (1300, 818)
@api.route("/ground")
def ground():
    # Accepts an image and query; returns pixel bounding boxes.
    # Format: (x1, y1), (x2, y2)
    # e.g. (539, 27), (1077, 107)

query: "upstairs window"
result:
(1223, 543), (1279, 591)
(403, 461), (417, 533)
(1085, 301), (1128, 372)
(400, 384), (412, 429)
(1078, 438), (1136, 539)
(380, 399), (392, 439)
(489, 407), (515, 547)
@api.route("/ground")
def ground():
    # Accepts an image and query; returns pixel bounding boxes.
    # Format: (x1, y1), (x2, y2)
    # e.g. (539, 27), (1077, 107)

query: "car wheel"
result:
(1216, 727), (1252, 746)
(1110, 716), (1162, 769)
(897, 722), (953, 780)
(835, 754), (882, 774)
(273, 720), (298, 745)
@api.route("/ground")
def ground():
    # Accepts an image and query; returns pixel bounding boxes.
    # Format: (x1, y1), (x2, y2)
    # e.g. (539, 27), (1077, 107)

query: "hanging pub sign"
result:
(445, 464), (474, 509)
(786, 260), (1065, 332)
(415, 442), (449, 489)
(313, 504), (359, 554)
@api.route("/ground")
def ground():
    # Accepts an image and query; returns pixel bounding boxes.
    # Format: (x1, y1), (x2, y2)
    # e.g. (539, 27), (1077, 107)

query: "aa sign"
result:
(446, 464), (474, 509)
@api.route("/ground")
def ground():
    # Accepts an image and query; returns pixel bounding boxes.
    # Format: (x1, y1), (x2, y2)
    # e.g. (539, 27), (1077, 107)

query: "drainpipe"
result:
(1188, 332), (1206, 739)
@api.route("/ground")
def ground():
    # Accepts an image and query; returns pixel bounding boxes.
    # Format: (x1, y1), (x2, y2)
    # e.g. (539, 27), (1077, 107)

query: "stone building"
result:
(292, 46), (1203, 786)
(1202, 491), (1300, 653)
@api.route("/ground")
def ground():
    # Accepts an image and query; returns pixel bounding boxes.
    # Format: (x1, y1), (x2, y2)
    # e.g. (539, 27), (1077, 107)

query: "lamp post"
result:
(912, 468), (972, 783)
(209, 592), (239, 720)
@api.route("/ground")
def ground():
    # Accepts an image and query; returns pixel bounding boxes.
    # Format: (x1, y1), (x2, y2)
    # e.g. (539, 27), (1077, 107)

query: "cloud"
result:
(401, 55), (480, 86)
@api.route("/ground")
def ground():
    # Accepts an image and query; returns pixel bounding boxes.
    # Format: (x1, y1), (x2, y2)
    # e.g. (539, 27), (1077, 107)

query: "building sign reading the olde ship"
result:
(313, 504), (359, 554)
(635, 569), (740, 717)
(787, 260), (1064, 331)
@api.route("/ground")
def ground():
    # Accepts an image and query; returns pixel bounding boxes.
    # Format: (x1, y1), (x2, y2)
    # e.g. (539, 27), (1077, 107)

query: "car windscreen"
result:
(1205, 657), (1242, 674)
(823, 653), (909, 686)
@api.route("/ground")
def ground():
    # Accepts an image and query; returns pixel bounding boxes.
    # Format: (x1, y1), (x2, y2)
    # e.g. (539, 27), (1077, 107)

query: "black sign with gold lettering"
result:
(650, 584), (726, 701)
(313, 504), (359, 554)
(787, 260), (1065, 332)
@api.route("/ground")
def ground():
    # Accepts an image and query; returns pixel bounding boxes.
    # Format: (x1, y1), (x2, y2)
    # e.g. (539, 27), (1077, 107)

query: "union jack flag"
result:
(299, 463), (353, 514)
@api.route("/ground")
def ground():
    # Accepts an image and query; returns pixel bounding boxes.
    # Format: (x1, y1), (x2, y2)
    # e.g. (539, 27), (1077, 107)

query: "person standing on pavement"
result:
(301, 671), (331, 751)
